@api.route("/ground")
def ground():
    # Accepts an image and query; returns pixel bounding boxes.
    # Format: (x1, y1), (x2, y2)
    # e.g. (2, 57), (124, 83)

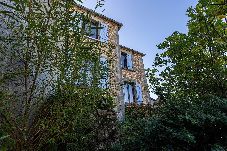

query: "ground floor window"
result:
(123, 82), (135, 104)
(123, 81), (143, 105)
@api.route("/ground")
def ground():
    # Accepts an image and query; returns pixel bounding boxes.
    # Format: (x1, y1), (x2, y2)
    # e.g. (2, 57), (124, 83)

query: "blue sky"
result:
(81, 0), (198, 69)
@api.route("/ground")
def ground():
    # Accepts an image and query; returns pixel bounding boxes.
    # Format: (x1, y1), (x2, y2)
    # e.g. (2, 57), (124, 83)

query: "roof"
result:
(74, 3), (123, 29)
(120, 45), (146, 56)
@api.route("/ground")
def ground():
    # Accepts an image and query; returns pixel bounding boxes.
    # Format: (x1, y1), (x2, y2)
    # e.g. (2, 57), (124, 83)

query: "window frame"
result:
(121, 52), (133, 70)
(85, 20), (100, 40)
(123, 81), (136, 104)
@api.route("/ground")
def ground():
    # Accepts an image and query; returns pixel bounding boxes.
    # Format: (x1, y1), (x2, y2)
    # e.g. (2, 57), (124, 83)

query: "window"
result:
(123, 82), (135, 104)
(75, 56), (109, 89)
(121, 52), (133, 69)
(123, 82), (143, 105)
(84, 21), (109, 42)
(85, 21), (99, 39)
(75, 61), (93, 87)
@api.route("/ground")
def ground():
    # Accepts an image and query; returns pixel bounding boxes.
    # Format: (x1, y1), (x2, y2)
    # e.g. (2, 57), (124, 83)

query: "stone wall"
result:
(121, 47), (150, 104)
(74, 5), (125, 120)
(75, 4), (151, 118)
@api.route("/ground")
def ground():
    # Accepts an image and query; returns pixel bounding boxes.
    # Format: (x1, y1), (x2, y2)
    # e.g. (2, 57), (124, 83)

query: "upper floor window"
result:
(84, 20), (109, 43)
(85, 21), (99, 39)
(121, 52), (133, 70)
(75, 61), (93, 87)
(76, 56), (109, 89)
(70, 12), (108, 42)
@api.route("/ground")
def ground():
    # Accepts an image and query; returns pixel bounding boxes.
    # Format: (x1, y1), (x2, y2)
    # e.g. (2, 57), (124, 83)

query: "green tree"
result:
(0, 0), (116, 150)
(113, 0), (227, 150)
(146, 0), (227, 149)
(116, 96), (227, 151)
(149, 0), (227, 100)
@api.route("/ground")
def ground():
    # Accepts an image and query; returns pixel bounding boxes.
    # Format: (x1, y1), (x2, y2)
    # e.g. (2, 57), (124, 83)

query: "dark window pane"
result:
(121, 52), (128, 68)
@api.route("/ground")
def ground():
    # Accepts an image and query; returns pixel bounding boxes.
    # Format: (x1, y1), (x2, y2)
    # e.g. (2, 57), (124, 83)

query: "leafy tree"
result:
(149, 0), (227, 100)
(116, 96), (227, 151)
(0, 0), (116, 150)
(113, 0), (227, 150)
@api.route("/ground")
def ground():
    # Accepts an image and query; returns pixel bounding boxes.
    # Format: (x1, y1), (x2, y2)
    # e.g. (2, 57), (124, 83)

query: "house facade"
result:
(74, 4), (151, 120)
(0, 1), (151, 120)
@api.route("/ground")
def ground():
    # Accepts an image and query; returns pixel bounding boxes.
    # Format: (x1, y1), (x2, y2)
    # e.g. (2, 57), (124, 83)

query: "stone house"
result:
(0, 1), (151, 120)
(74, 4), (151, 120)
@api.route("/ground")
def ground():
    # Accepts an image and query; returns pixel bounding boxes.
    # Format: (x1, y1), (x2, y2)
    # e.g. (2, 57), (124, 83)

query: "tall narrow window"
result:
(75, 61), (93, 87)
(121, 52), (133, 70)
(121, 52), (127, 68)
(123, 82), (135, 104)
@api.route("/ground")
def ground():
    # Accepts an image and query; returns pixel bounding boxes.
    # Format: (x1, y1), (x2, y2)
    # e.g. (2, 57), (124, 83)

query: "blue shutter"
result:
(75, 61), (93, 86)
(86, 67), (93, 86)
(86, 61), (94, 86)
(127, 54), (133, 69)
(99, 56), (108, 89)
(99, 22), (108, 43)
(70, 12), (82, 30)
(78, 18), (83, 28)
(123, 84), (129, 103)
(128, 84), (134, 103)
(136, 83), (143, 104)
(121, 55), (124, 68)
(75, 66), (84, 86)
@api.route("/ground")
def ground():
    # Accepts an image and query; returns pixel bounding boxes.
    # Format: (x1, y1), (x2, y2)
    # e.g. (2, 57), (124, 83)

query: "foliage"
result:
(113, 0), (227, 151)
(37, 90), (117, 151)
(148, 0), (227, 100)
(0, 0), (116, 150)
(115, 96), (227, 151)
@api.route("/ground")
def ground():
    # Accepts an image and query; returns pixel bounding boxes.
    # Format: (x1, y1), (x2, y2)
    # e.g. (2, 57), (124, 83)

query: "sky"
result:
(80, 0), (198, 98)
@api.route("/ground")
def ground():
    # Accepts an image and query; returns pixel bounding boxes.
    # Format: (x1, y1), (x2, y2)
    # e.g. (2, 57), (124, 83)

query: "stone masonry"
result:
(74, 4), (151, 120)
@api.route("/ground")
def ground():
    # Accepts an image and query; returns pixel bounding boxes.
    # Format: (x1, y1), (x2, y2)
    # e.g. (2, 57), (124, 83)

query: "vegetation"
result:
(0, 0), (227, 150)
(0, 0), (116, 150)
(114, 0), (227, 150)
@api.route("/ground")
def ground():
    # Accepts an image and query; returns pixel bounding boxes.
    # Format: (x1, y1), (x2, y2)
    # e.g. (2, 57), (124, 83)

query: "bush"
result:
(114, 96), (227, 151)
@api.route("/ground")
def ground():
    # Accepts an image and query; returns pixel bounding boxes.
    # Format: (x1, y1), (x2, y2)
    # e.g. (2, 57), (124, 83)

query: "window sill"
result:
(121, 67), (135, 72)
(85, 36), (108, 44)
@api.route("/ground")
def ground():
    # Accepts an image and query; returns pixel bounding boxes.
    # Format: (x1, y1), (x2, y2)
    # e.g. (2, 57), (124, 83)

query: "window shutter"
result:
(123, 84), (129, 103)
(36, 67), (58, 95)
(75, 66), (85, 86)
(70, 12), (82, 30)
(75, 61), (93, 86)
(121, 55), (124, 68)
(127, 54), (133, 69)
(128, 84), (134, 103)
(78, 18), (83, 28)
(136, 83), (143, 104)
(86, 68), (93, 86)
(99, 22), (108, 43)
(99, 56), (108, 89)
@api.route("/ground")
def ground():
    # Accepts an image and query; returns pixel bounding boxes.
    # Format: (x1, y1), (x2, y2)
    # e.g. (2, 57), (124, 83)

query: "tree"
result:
(0, 0), (116, 150)
(149, 0), (227, 100)
(115, 96), (227, 151)
(113, 0), (227, 150)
